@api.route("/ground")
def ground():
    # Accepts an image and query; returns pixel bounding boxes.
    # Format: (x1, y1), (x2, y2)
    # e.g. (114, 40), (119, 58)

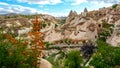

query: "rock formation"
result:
(41, 4), (120, 46)
(84, 8), (88, 12)
(107, 19), (120, 46)
(39, 58), (52, 68)
(0, 4), (120, 46)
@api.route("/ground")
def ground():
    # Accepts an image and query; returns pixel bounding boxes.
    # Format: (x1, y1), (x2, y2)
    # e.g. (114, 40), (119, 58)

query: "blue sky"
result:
(0, 0), (120, 17)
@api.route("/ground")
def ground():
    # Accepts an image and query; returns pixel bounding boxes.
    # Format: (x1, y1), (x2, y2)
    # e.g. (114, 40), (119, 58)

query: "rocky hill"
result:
(0, 14), (61, 36)
(0, 4), (120, 46)
(44, 4), (120, 46)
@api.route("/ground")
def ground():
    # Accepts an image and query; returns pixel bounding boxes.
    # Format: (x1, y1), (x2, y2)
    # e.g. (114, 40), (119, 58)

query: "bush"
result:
(42, 23), (46, 28)
(112, 4), (118, 8)
(64, 50), (83, 68)
(46, 50), (66, 68)
(55, 24), (58, 28)
(60, 19), (66, 24)
(64, 39), (71, 45)
(80, 42), (96, 58)
(90, 40), (120, 68)
(0, 33), (35, 68)
(44, 42), (52, 49)
(99, 21), (114, 41)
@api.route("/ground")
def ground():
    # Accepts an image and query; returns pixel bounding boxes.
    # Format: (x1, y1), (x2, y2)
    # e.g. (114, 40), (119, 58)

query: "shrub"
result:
(44, 42), (52, 49)
(0, 33), (35, 68)
(80, 42), (96, 58)
(61, 19), (66, 24)
(64, 39), (71, 45)
(55, 24), (58, 28)
(99, 21), (114, 41)
(0, 16), (44, 68)
(64, 50), (83, 68)
(46, 50), (66, 68)
(112, 4), (118, 8)
(42, 23), (46, 28)
(90, 40), (120, 68)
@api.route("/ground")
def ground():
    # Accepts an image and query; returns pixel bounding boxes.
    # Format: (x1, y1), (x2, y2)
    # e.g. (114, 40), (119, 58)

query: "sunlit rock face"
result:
(42, 10), (99, 43)
(107, 20), (120, 46)
(61, 10), (98, 42)
(68, 18), (98, 41)
(44, 10), (99, 43)
(44, 30), (64, 43)
(62, 10), (78, 27)
(39, 58), (52, 68)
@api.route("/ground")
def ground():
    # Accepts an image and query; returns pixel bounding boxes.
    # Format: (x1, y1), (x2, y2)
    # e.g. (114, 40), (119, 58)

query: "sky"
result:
(0, 0), (120, 17)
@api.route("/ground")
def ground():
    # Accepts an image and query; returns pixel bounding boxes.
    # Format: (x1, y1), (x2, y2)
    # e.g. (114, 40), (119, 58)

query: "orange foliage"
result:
(1, 16), (44, 68)
(29, 16), (44, 49)
(2, 34), (18, 45)
(29, 16), (44, 67)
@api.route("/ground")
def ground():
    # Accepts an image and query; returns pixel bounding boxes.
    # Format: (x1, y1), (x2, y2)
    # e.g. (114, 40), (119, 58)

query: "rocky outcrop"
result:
(0, 14), (60, 36)
(38, 58), (52, 68)
(107, 20), (120, 46)
(43, 10), (98, 43)
(44, 30), (64, 43)
(43, 4), (120, 46)
(63, 10), (78, 27)
(1, 4), (120, 46)
(84, 8), (88, 13)
(68, 18), (98, 41)
(62, 10), (98, 41)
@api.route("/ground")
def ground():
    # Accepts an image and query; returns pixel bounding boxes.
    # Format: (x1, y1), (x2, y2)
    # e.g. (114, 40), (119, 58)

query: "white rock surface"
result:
(39, 58), (52, 68)
(107, 20), (120, 46)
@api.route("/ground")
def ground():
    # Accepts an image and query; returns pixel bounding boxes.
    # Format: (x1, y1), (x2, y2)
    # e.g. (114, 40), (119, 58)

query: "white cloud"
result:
(50, 12), (68, 17)
(65, 0), (120, 5)
(0, 2), (64, 17)
(91, 1), (113, 6)
(88, 0), (120, 4)
(71, 0), (87, 5)
(0, 8), (14, 14)
(0, 2), (9, 6)
(64, 0), (87, 5)
(18, 0), (62, 5)
(0, 2), (49, 15)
